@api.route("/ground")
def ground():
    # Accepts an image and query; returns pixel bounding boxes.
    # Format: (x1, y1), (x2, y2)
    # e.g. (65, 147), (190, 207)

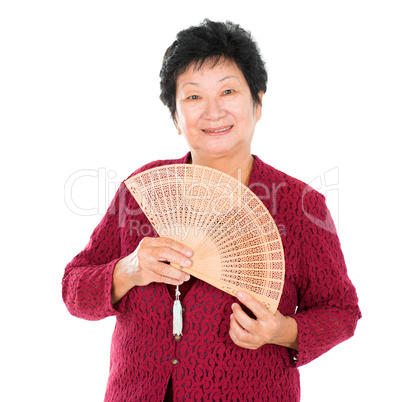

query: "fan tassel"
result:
(173, 285), (183, 336)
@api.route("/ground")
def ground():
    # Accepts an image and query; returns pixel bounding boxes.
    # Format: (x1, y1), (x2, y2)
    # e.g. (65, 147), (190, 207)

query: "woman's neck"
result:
(188, 152), (254, 186)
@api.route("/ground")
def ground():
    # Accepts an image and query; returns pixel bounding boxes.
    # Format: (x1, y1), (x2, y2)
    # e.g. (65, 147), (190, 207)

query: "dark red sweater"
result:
(62, 153), (361, 401)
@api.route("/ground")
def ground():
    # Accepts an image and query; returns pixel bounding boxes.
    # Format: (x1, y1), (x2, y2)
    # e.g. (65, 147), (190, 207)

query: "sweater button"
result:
(174, 334), (181, 341)
(171, 358), (180, 366)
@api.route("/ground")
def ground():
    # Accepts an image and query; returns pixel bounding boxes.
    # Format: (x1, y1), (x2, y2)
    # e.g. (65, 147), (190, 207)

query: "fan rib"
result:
(186, 165), (216, 249)
(195, 197), (267, 252)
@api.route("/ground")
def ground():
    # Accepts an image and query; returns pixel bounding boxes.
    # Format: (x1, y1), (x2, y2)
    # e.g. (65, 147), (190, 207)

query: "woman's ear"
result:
(256, 91), (264, 121)
(174, 115), (182, 135)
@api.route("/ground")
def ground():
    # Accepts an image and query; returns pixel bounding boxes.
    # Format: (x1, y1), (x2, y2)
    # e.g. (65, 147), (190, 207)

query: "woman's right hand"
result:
(111, 237), (193, 305)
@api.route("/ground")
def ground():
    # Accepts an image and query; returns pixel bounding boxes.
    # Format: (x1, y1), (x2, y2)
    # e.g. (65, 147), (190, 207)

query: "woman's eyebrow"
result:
(182, 82), (199, 88)
(219, 75), (241, 83)
(182, 76), (240, 88)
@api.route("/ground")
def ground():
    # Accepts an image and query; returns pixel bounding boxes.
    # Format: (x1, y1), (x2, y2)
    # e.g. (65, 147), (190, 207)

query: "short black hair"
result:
(159, 19), (268, 122)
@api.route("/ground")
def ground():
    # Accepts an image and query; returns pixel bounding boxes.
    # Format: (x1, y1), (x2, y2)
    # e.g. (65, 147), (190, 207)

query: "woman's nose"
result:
(203, 97), (225, 121)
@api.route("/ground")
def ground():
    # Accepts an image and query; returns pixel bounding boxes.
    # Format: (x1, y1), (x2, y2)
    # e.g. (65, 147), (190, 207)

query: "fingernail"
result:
(184, 274), (190, 281)
(184, 259), (192, 267)
(237, 292), (244, 300)
(185, 250), (193, 257)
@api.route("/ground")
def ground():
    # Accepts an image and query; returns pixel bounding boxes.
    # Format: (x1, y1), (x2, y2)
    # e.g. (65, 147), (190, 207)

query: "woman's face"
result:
(175, 59), (262, 160)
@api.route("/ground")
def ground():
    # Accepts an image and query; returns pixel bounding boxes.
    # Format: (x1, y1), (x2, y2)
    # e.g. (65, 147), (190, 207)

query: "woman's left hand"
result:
(229, 291), (298, 350)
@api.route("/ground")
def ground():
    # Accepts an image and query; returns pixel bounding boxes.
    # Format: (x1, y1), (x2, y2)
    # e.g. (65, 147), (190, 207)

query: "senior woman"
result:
(63, 19), (361, 401)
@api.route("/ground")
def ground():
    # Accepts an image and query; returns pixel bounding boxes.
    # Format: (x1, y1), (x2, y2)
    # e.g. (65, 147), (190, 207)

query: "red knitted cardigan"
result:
(62, 153), (361, 401)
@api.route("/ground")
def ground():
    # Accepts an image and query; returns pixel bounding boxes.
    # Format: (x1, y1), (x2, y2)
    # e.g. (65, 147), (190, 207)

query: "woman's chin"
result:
(198, 139), (240, 157)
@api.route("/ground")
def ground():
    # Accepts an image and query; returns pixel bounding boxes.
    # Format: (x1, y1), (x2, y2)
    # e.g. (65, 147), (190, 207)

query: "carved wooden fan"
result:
(124, 164), (285, 314)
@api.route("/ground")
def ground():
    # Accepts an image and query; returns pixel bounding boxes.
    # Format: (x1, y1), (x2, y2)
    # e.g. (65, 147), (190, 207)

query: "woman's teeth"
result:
(203, 126), (232, 133)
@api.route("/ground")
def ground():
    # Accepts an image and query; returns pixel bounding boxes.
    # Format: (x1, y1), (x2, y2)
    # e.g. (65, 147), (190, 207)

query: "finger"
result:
(137, 259), (188, 286)
(141, 265), (186, 286)
(152, 273), (187, 286)
(229, 317), (259, 350)
(236, 291), (271, 321)
(150, 245), (193, 270)
(231, 303), (257, 334)
(230, 312), (252, 338)
(139, 242), (192, 271)
(152, 237), (193, 258)
(229, 330), (258, 350)
(150, 261), (191, 282)
(137, 239), (192, 282)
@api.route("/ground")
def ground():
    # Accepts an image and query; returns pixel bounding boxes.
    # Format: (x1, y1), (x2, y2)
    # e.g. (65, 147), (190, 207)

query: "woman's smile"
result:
(202, 125), (234, 135)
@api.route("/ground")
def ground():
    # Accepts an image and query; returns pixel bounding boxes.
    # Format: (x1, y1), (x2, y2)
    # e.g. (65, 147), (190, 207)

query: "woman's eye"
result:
(223, 89), (235, 95)
(187, 95), (199, 100)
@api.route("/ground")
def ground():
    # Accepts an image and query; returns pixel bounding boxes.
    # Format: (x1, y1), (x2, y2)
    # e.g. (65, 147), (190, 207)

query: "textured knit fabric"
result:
(62, 153), (361, 401)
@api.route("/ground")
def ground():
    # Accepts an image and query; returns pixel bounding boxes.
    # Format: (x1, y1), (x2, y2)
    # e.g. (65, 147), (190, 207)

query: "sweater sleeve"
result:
(290, 188), (361, 366)
(62, 183), (129, 321)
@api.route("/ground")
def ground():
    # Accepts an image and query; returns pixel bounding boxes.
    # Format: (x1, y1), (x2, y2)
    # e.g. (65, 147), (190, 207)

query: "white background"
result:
(1, 1), (401, 401)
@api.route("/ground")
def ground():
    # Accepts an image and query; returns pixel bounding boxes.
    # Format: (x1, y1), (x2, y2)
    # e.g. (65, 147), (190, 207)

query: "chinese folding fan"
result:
(124, 164), (285, 313)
